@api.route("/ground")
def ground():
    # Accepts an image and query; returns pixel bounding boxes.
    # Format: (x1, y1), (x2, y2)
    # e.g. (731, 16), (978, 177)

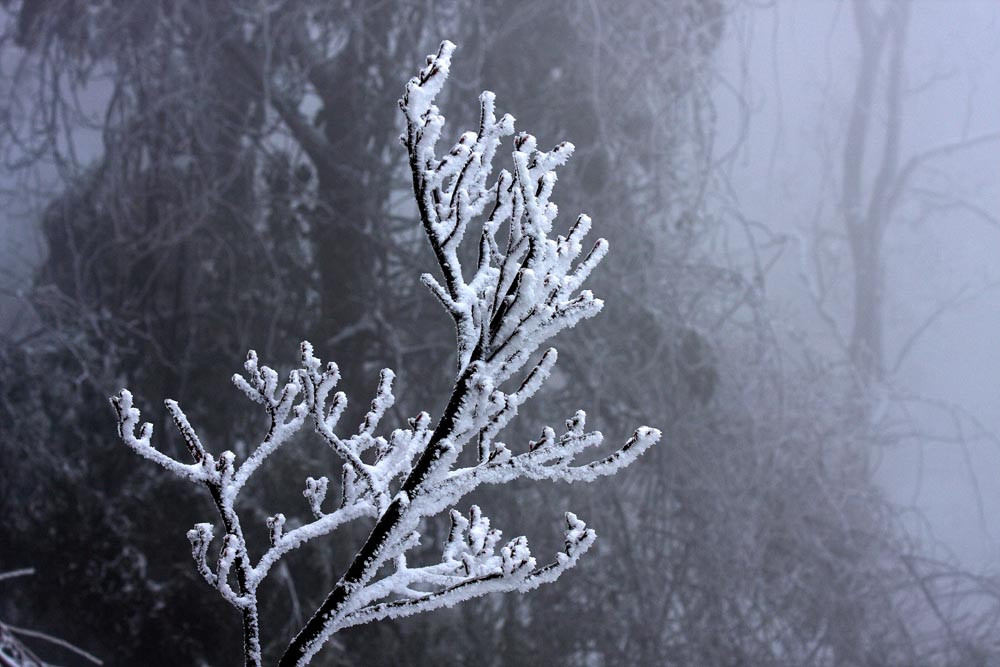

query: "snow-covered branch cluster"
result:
(333, 509), (596, 632)
(110, 40), (660, 667)
(110, 343), (409, 664)
(402, 41), (609, 381)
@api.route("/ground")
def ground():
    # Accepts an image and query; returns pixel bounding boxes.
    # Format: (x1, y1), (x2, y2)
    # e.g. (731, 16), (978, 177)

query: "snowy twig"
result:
(112, 40), (660, 667)
(334, 512), (596, 632)
(111, 341), (433, 667)
(277, 41), (660, 667)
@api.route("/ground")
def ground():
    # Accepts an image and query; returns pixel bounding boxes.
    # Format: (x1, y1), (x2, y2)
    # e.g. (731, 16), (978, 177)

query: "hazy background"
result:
(2, 1), (1000, 665)
(716, 0), (1000, 568)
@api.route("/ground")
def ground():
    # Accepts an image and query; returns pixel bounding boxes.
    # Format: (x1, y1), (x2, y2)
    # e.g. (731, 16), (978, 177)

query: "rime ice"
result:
(111, 40), (660, 667)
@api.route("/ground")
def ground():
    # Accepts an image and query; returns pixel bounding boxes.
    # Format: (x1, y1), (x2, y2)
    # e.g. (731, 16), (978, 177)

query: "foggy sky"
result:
(716, 0), (1000, 568)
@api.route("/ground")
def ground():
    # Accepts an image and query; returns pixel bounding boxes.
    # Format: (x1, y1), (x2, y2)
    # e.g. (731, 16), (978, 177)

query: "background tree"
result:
(796, 0), (1000, 385)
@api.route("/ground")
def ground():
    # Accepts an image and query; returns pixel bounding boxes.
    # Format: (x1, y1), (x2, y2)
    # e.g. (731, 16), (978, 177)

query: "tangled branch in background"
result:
(0, 570), (103, 667)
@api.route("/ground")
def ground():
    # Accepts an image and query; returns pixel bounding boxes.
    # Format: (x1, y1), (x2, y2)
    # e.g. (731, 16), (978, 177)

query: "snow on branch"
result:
(111, 40), (660, 667)
(334, 511), (596, 632)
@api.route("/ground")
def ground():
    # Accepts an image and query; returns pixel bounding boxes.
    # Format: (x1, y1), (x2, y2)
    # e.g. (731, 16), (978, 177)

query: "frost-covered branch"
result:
(401, 42), (609, 381)
(278, 41), (660, 667)
(110, 342), (412, 667)
(112, 40), (660, 667)
(334, 511), (596, 632)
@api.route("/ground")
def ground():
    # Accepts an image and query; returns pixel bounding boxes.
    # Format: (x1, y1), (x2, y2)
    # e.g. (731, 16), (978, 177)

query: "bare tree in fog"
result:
(802, 0), (1000, 385)
(749, 1), (1000, 662)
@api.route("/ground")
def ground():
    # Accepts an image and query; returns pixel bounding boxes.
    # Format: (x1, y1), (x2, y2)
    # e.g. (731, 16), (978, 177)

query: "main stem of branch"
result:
(278, 366), (474, 667)
(208, 485), (262, 667)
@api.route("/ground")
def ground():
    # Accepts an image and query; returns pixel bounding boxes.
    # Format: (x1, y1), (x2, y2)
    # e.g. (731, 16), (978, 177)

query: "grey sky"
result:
(716, 0), (1000, 567)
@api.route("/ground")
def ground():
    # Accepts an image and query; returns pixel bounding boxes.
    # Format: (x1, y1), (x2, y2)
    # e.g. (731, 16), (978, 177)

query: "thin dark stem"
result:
(278, 365), (475, 666)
